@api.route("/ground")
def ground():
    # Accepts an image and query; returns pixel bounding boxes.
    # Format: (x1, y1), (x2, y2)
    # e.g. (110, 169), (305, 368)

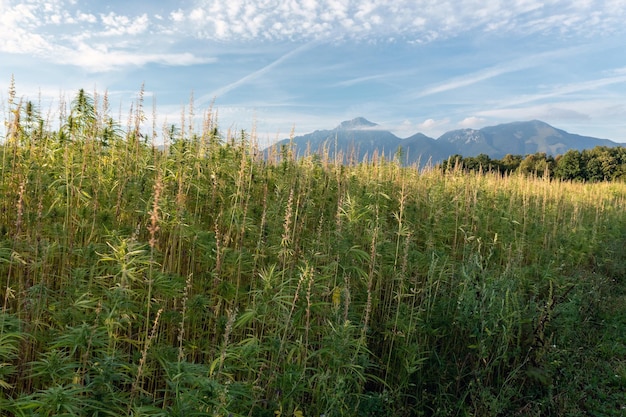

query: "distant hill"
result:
(264, 118), (621, 165)
(265, 117), (401, 163)
(440, 120), (619, 159)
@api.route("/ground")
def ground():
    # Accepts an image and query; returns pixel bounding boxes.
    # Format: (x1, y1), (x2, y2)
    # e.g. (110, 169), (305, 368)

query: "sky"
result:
(2, 0), (626, 146)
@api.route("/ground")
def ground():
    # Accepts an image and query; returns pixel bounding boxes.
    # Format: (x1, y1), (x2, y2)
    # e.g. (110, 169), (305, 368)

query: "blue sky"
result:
(2, 0), (626, 146)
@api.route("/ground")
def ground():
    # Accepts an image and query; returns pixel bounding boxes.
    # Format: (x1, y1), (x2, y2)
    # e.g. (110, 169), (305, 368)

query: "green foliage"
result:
(441, 147), (626, 182)
(1, 88), (625, 416)
(0, 313), (22, 391)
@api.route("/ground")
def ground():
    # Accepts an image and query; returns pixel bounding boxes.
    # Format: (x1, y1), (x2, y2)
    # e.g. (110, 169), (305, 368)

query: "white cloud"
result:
(0, 3), (41, 57)
(2, 0), (626, 75)
(100, 12), (149, 36)
(459, 116), (486, 128)
(0, 1), (213, 72)
(419, 118), (437, 129)
(62, 44), (215, 72)
(77, 12), (97, 24)
(416, 117), (450, 134)
(166, 0), (626, 41)
(2, 0), (626, 47)
(384, 117), (448, 138)
(170, 9), (185, 22)
(189, 8), (204, 22)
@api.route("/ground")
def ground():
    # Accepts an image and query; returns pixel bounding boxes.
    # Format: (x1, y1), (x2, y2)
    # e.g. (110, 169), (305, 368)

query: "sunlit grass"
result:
(0, 87), (625, 416)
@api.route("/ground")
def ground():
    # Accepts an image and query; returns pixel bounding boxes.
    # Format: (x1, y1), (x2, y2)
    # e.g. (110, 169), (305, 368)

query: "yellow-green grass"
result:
(0, 89), (625, 416)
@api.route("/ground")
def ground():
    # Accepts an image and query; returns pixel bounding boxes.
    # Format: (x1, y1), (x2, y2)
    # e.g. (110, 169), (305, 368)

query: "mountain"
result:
(266, 117), (403, 163)
(398, 132), (455, 165)
(440, 120), (619, 159)
(336, 117), (378, 130)
(265, 118), (621, 165)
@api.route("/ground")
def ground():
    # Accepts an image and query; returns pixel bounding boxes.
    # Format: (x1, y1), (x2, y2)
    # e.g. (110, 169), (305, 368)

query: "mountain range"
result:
(265, 118), (621, 165)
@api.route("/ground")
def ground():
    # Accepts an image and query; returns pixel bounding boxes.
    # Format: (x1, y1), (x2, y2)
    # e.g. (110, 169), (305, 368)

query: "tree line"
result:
(439, 146), (626, 181)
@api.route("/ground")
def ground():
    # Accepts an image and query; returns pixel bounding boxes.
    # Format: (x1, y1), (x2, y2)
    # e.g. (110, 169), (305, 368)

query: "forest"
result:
(440, 147), (626, 182)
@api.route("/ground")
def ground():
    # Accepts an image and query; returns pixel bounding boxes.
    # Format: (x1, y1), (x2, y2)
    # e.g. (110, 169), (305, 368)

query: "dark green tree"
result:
(440, 154), (465, 172)
(519, 152), (555, 178)
(554, 149), (585, 181)
(499, 154), (523, 174)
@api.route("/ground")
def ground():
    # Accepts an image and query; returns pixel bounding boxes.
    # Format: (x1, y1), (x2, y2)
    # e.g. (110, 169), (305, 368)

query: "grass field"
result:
(1, 88), (626, 416)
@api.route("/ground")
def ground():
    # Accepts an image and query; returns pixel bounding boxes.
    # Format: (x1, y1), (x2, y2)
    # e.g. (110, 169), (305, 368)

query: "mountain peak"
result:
(264, 119), (618, 166)
(336, 117), (378, 130)
(439, 128), (485, 145)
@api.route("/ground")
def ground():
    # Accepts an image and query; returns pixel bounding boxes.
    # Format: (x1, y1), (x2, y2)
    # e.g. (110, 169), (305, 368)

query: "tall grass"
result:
(1, 88), (625, 416)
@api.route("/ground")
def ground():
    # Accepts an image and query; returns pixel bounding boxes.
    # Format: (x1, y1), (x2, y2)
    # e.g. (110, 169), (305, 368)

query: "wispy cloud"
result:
(414, 64), (528, 99)
(334, 74), (391, 88)
(197, 41), (320, 104)
(333, 70), (413, 87)
(476, 104), (593, 122)
(493, 72), (626, 108)
(412, 46), (585, 99)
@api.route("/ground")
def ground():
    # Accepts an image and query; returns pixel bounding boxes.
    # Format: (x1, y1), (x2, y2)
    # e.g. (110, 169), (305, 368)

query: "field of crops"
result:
(1, 89), (626, 416)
